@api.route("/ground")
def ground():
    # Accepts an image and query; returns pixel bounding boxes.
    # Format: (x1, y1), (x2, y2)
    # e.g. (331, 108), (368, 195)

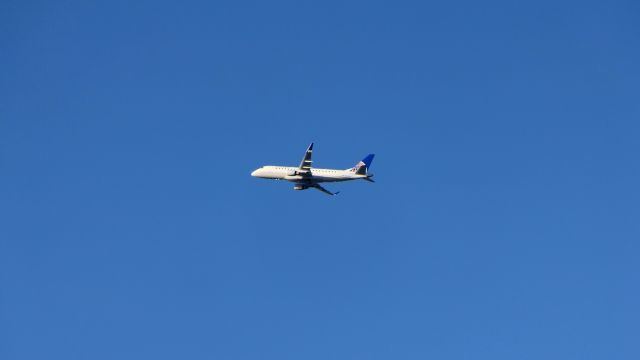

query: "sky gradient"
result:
(2, 1), (639, 359)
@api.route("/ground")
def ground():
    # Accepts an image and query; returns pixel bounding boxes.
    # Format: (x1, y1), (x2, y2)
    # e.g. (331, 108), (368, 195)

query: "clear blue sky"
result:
(2, 1), (639, 359)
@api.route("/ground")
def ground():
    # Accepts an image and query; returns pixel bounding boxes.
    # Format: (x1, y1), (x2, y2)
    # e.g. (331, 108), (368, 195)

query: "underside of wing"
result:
(311, 184), (339, 196)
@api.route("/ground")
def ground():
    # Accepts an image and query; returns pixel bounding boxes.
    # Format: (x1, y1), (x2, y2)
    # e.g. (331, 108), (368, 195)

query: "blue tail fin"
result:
(350, 154), (375, 175)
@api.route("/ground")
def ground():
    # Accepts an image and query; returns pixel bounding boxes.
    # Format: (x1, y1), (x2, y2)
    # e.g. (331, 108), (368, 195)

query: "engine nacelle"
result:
(293, 184), (309, 191)
(287, 170), (298, 176)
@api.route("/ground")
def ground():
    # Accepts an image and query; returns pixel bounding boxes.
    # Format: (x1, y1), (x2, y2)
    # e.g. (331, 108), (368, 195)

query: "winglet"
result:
(298, 142), (314, 171)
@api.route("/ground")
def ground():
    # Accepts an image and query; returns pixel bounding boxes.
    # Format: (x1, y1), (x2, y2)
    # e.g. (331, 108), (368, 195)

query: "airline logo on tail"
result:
(350, 154), (375, 175)
(351, 161), (366, 172)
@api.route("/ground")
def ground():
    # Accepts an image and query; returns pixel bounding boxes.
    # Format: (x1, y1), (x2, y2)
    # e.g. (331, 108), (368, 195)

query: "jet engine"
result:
(293, 184), (309, 191)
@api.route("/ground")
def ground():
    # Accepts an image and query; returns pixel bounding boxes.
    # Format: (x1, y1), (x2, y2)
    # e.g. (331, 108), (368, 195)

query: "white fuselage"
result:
(251, 166), (366, 183)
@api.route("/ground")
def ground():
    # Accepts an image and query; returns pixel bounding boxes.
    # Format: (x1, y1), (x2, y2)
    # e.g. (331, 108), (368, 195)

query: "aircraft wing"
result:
(298, 143), (313, 173)
(311, 184), (339, 196)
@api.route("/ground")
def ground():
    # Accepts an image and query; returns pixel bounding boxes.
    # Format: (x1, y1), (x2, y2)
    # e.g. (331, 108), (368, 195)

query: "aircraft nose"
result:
(251, 169), (259, 177)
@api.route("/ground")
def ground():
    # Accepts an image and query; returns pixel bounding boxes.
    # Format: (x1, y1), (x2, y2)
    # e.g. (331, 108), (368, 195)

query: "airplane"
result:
(251, 143), (375, 196)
